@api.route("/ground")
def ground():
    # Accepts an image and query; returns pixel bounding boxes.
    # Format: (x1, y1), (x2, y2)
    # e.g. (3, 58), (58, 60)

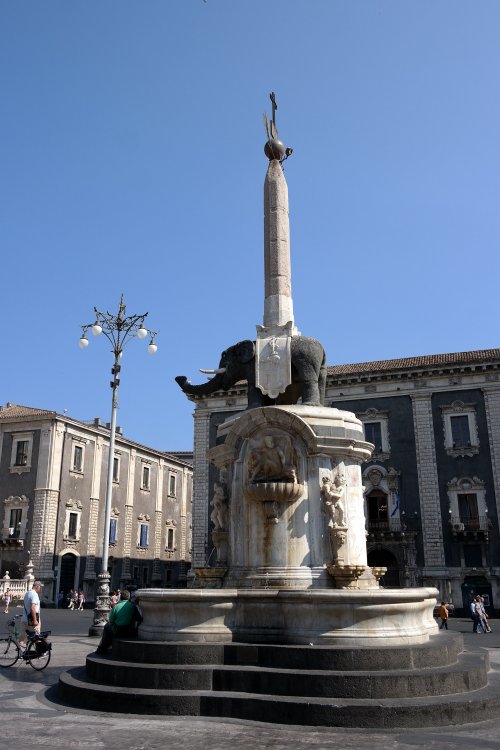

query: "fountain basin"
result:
(136, 586), (438, 646)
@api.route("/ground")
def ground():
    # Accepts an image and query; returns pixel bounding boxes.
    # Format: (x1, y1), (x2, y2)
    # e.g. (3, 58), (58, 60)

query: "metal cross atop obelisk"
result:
(256, 93), (299, 399)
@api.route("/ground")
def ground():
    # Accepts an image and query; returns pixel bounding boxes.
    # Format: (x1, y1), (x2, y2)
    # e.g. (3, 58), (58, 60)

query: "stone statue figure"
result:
(210, 482), (228, 531)
(247, 434), (297, 484)
(321, 473), (346, 528)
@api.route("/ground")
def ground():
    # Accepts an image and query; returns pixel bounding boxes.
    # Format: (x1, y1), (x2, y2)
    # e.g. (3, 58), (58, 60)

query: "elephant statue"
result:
(176, 337), (326, 409)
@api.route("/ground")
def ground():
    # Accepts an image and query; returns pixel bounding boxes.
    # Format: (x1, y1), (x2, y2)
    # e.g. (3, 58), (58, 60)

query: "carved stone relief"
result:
(210, 482), (229, 532)
(65, 499), (83, 510)
(321, 472), (346, 528)
(247, 432), (297, 483)
(209, 468), (230, 564)
(321, 465), (347, 565)
(244, 429), (303, 524)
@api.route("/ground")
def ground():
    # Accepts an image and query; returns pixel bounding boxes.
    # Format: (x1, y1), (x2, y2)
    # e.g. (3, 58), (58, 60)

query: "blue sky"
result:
(1, 1), (499, 451)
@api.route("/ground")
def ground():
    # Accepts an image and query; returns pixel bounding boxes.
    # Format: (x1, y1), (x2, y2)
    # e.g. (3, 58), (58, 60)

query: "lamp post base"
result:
(88, 572), (112, 637)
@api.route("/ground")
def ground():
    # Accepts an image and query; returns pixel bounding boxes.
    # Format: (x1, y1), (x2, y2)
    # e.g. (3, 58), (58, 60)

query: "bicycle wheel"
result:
(0, 638), (20, 667)
(25, 640), (51, 671)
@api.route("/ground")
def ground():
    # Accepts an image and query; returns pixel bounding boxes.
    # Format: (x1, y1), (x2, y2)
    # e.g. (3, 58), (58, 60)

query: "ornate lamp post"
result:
(79, 295), (158, 636)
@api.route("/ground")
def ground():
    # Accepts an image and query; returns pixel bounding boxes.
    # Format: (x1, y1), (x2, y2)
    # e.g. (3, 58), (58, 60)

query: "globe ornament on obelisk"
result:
(255, 92), (298, 399)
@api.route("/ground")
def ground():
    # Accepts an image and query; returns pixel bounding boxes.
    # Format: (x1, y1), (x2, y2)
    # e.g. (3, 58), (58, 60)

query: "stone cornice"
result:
(0, 411), (191, 469)
(327, 360), (500, 388)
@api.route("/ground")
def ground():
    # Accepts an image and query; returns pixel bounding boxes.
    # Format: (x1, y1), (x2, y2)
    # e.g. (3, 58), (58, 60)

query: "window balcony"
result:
(0, 528), (24, 547)
(367, 518), (403, 537)
(450, 516), (489, 536)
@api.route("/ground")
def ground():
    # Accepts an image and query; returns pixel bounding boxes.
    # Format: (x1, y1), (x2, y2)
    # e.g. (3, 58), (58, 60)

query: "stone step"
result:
(85, 651), (488, 699)
(111, 633), (463, 671)
(58, 665), (500, 728)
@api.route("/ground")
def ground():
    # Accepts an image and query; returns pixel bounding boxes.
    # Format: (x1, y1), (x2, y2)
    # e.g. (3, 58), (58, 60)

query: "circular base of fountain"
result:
(136, 586), (438, 646)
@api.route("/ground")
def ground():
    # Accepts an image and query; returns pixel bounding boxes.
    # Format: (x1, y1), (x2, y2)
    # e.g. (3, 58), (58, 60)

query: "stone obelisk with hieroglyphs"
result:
(255, 93), (298, 399)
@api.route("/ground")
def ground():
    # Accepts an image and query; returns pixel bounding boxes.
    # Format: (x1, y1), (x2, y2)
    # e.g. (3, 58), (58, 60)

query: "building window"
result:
(141, 464), (150, 491)
(3, 495), (29, 539)
(167, 527), (175, 550)
(450, 415), (471, 448)
(441, 401), (479, 457)
(458, 493), (479, 530)
(68, 512), (78, 540)
(15, 441), (29, 466)
(364, 423), (383, 452)
(109, 518), (118, 545)
(9, 508), (22, 538)
(367, 490), (388, 525)
(72, 443), (84, 473)
(139, 523), (149, 549)
(169, 473), (177, 497)
(133, 565), (139, 582)
(10, 433), (33, 473)
(64, 500), (82, 541)
(363, 466), (401, 531)
(448, 476), (488, 532)
(142, 567), (149, 585)
(113, 456), (120, 483)
(357, 409), (390, 461)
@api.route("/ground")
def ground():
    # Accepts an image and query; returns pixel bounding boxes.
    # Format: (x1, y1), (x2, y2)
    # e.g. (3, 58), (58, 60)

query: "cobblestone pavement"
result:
(1, 611), (500, 750)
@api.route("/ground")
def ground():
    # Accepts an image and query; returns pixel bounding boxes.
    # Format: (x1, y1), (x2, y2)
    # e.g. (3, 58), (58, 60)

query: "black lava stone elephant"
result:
(175, 337), (327, 409)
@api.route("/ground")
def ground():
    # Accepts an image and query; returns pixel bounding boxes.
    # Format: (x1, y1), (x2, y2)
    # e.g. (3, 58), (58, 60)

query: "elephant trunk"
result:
(175, 372), (226, 397)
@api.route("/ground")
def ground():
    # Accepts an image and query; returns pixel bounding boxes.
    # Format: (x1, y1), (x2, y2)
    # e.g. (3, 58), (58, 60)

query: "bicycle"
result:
(0, 614), (52, 671)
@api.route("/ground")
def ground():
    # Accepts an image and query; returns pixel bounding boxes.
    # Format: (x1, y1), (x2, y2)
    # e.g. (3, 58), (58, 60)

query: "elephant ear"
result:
(234, 340), (255, 363)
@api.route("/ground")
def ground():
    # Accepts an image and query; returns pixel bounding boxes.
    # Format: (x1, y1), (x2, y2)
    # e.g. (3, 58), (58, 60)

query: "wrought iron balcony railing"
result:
(449, 516), (489, 533)
(367, 518), (402, 533)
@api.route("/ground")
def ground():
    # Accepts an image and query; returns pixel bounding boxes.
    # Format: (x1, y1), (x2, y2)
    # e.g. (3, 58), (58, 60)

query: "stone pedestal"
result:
(207, 405), (374, 590)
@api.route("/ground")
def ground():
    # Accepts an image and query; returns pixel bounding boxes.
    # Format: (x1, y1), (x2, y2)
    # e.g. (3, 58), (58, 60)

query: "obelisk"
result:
(256, 93), (299, 399)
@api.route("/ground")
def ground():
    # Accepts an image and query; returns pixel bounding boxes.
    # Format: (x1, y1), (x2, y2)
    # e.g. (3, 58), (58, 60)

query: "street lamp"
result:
(80, 295), (158, 636)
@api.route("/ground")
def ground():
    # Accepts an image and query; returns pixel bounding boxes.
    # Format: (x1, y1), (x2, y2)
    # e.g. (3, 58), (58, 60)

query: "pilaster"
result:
(152, 508), (163, 582)
(30, 488), (59, 578)
(483, 385), (500, 525)
(84, 435), (104, 581)
(90, 435), (104, 499)
(153, 508), (162, 559)
(192, 407), (211, 567)
(126, 448), (137, 508)
(32, 420), (65, 583)
(83, 497), (100, 580)
(411, 393), (447, 572)
(179, 465), (189, 560)
(122, 505), (134, 578)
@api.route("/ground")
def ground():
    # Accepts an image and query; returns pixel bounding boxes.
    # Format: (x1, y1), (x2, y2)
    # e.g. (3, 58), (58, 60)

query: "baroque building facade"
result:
(0, 404), (192, 604)
(188, 348), (500, 615)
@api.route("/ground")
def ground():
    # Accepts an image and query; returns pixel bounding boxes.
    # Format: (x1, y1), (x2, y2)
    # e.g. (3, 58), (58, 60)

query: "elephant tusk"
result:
(199, 367), (227, 375)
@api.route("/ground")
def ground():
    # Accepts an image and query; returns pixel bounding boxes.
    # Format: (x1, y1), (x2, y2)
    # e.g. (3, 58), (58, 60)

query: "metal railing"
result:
(450, 516), (489, 532)
(367, 519), (402, 533)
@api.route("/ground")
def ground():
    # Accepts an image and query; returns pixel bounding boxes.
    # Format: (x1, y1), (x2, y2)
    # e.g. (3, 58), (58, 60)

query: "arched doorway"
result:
(367, 548), (400, 587)
(59, 553), (77, 597)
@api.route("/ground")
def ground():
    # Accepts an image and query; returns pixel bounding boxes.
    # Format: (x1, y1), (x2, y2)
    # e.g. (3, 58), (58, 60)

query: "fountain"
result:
(59, 94), (500, 727)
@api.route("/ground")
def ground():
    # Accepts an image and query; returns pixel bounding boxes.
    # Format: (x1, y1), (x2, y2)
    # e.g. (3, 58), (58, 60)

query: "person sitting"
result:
(95, 590), (142, 655)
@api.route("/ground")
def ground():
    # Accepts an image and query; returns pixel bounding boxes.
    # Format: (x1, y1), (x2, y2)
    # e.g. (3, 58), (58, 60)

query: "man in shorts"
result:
(19, 581), (43, 647)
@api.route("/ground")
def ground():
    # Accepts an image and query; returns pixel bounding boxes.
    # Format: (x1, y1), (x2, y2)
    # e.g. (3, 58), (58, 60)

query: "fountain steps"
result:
(58, 634), (500, 727)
